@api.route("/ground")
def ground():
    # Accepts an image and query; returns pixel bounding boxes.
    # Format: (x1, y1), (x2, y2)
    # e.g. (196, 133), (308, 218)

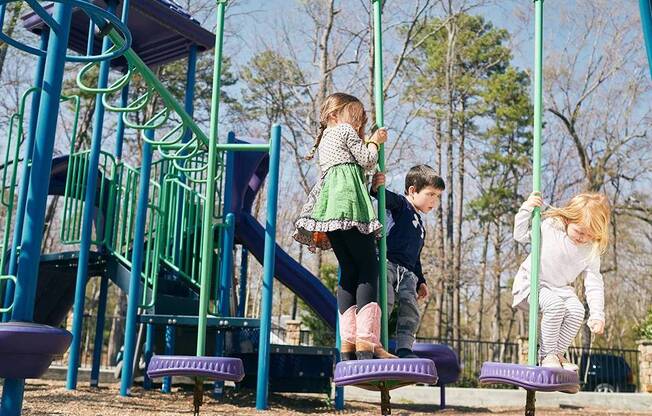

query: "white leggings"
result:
(531, 287), (586, 358)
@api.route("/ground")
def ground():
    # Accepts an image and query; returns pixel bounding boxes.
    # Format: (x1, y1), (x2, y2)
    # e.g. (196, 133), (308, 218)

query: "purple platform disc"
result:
(147, 355), (244, 382)
(0, 322), (72, 379)
(412, 343), (460, 385)
(334, 358), (437, 390)
(479, 362), (579, 393)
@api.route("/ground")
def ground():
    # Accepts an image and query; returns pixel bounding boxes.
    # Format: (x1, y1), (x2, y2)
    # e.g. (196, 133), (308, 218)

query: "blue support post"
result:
(66, 0), (119, 390)
(334, 269), (344, 410)
(120, 135), (154, 396)
(236, 247), (248, 317)
(213, 212), (235, 397)
(255, 124), (281, 410)
(2, 29), (49, 321)
(0, 4), (73, 415)
(161, 325), (175, 393)
(143, 323), (154, 390)
(640, 0), (652, 79)
(89, 273), (109, 387)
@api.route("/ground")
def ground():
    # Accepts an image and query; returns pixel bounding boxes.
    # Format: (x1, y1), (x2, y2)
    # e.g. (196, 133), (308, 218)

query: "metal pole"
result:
(640, 0), (652, 79)
(0, 3), (73, 414)
(335, 270), (344, 410)
(120, 135), (154, 396)
(255, 124), (281, 410)
(525, 2), (544, 415)
(196, 0), (226, 357)
(67, 0), (119, 390)
(161, 325), (175, 393)
(143, 323), (154, 390)
(236, 247), (249, 317)
(371, 0), (388, 347)
(90, 272), (109, 387)
(2, 29), (49, 321)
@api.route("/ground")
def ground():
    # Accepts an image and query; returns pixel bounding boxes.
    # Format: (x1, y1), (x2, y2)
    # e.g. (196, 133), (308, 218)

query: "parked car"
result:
(572, 353), (637, 392)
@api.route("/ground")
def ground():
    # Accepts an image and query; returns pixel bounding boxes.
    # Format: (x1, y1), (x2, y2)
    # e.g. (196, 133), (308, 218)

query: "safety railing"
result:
(60, 150), (117, 246)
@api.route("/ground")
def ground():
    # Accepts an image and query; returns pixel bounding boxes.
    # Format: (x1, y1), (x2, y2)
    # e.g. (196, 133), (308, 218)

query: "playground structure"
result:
(0, 1), (651, 416)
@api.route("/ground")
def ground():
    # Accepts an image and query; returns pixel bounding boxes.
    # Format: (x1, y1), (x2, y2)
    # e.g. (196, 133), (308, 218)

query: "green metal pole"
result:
(529, 0), (544, 366)
(372, 0), (388, 348)
(196, 0), (226, 356)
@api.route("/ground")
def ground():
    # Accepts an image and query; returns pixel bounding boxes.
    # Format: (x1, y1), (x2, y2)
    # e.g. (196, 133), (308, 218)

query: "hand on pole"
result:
(371, 172), (385, 193)
(524, 192), (543, 209)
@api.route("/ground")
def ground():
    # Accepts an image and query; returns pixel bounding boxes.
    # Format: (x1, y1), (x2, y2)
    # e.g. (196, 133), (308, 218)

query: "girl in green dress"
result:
(294, 93), (394, 360)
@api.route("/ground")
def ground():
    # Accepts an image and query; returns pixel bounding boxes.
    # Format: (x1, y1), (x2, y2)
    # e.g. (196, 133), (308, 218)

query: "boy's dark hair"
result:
(404, 164), (445, 194)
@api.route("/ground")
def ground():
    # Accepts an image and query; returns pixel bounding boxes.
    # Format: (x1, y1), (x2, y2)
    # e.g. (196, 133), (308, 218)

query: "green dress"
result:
(294, 123), (382, 250)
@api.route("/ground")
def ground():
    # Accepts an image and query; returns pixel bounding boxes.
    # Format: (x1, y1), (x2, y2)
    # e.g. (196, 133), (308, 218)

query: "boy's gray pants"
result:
(387, 261), (420, 351)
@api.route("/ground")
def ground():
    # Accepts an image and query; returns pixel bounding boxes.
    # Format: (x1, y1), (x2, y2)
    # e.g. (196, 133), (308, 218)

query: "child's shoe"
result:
(540, 354), (562, 368)
(558, 354), (579, 371)
(396, 348), (419, 359)
(338, 305), (357, 361)
(355, 302), (397, 360)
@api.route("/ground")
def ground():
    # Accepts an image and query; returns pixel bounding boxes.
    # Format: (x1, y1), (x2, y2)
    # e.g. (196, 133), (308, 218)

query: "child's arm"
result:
(342, 124), (379, 170)
(584, 256), (605, 328)
(370, 173), (403, 211)
(414, 259), (429, 300)
(513, 193), (543, 244)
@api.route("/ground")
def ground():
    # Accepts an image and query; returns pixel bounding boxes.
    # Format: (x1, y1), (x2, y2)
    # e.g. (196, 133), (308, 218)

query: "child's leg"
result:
(327, 230), (358, 314)
(386, 262), (400, 314)
(337, 229), (378, 309)
(536, 287), (566, 359)
(395, 270), (419, 352)
(556, 295), (585, 354)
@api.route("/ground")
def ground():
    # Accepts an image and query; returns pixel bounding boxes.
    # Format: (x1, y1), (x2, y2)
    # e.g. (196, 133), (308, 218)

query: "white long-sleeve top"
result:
(511, 204), (605, 322)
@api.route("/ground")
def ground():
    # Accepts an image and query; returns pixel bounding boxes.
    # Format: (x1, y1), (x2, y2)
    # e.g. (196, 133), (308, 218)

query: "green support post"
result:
(372, 0), (389, 347)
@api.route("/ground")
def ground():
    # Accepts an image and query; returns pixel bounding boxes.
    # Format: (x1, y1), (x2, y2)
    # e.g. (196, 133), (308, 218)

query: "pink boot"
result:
(355, 302), (396, 360)
(338, 305), (357, 360)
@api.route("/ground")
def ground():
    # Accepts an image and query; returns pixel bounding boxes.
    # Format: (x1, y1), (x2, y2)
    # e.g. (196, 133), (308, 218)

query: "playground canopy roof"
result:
(22, 0), (215, 69)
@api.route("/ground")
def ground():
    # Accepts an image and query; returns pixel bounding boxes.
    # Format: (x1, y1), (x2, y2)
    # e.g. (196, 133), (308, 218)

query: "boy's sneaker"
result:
(558, 355), (579, 371)
(396, 348), (419, 359)
(540, 354), (562, 368)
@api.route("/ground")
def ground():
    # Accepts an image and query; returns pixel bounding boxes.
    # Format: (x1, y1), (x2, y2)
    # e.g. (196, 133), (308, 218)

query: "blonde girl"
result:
(512, 192), (610, 370)
(294, 92), (394, 360)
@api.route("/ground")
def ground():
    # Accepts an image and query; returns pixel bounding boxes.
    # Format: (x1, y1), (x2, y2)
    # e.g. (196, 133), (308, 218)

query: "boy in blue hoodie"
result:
(371, 165), (445, 358)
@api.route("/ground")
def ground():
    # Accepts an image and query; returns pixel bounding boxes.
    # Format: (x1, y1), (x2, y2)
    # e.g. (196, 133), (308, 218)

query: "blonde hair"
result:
(305, 93), (367, 160)
(544, 192), (611, 255)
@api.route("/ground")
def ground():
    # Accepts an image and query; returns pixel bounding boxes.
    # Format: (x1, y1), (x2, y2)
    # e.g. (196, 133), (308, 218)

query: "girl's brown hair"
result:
(306, 93), (367, 160)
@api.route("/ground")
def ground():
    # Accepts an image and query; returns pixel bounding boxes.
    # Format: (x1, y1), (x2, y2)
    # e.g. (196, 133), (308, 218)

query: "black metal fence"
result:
(417, 337), (519, 387)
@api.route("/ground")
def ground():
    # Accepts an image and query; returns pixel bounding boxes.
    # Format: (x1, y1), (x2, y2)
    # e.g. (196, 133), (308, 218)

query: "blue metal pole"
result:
(89, 273), (109, 387)
(334, 269), (344, 410)
(120, 135), (154, 396)
(66, 0), (119, 390)
(255, 124), (281, 410)
(113, 83), (130, 159)
(0, 4), (73, 415)
(143, 323), (154, 390)
(236, 247), (248, 317)
(640, 0), (652, 79)
(161, 325), (175, 393)
(213, 212), (235, 397)
(172, 45), (198, 265)
(2, 29), (49, 321)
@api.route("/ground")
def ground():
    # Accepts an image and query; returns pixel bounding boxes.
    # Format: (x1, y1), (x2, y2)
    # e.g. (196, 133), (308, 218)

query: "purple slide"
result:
(235, 212), (336, 329)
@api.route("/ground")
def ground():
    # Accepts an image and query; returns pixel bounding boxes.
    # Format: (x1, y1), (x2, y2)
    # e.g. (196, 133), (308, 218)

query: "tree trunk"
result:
(434, 118), (445, 339)
(477, 223), (490, 340)
(453, 102), (466, 343)
(0, 3), (23, 81)
(492, 224), (502, 346)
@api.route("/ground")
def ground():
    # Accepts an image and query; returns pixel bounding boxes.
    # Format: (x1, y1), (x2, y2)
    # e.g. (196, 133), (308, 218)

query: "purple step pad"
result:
(147, 355), (244, 382)
(0, 322), (72, 379)
(411, 343), (460, 385)
(334, 358), (437, 390)
(479, 362), (580, 393)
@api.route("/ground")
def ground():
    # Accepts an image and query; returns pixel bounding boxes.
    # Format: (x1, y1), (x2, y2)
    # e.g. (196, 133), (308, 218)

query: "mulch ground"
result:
(11, 380), (652, 415)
